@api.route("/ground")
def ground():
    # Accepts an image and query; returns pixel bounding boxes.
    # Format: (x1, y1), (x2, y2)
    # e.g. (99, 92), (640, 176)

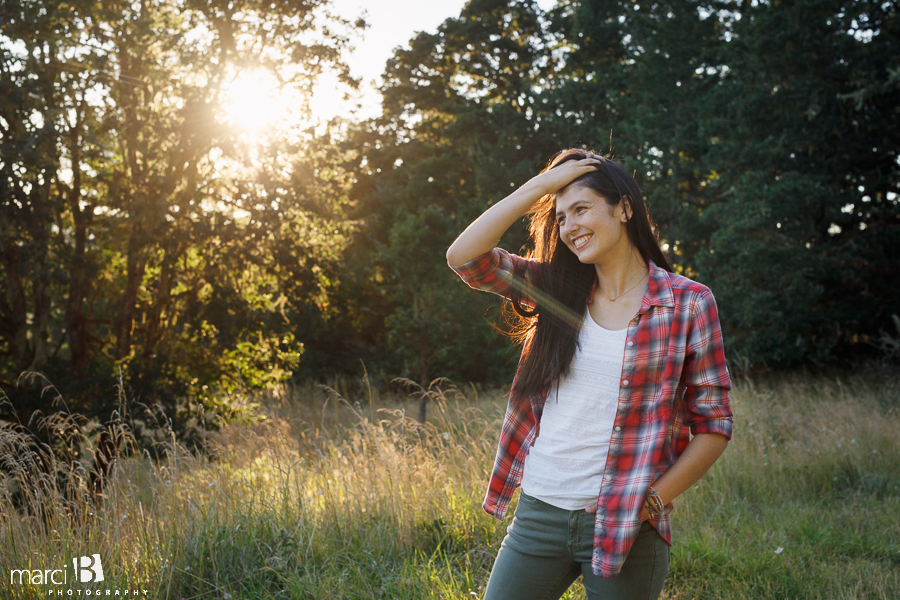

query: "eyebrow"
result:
(555, 200), (590, 219)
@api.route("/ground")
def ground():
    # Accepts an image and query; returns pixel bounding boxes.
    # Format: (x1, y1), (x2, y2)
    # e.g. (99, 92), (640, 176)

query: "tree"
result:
(693, 0), (900, 364)
(0, 0), (362, 421)
(342, 0), (899, 386)
(338, 0), (567, 400)
(543, 0), (900, 365)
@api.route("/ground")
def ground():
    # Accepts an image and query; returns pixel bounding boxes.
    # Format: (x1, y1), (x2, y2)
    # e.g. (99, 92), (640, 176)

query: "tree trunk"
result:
(142, 246), (177, 369)
(2, 246), (33, 374)
(65, 111), (91, 377)
(114, 225), (147, 361)
(113, 38), (155, 365)
(29, 278), (51, 372)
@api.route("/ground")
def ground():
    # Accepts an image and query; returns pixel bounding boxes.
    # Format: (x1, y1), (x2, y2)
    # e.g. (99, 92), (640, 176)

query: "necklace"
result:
(598, 270), (648, 302)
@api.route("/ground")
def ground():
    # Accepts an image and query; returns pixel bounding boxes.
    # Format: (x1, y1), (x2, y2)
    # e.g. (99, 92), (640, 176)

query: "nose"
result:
(560, 216), (579, 240)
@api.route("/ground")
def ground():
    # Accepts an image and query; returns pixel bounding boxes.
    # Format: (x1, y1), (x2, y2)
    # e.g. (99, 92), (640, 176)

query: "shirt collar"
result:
(587, 260), (674, 313)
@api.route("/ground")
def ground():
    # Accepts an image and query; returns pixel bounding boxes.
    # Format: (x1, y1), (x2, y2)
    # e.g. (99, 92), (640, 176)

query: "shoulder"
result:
(667, 271), (713, 297)
(662, 269), (719, 315)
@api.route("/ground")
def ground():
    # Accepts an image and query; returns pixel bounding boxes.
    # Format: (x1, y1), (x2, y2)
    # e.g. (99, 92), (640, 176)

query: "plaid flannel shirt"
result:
(448, 247), (733, 578)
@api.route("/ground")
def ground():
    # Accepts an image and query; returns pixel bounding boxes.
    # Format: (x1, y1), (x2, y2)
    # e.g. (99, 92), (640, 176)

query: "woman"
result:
(445, 149), (733, 600)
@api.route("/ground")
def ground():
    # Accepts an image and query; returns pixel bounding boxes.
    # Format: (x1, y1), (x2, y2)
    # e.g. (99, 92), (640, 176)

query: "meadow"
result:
(1, 369), (898, 600)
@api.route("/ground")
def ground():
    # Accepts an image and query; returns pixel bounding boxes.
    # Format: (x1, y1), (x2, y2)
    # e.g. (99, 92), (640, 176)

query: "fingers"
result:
(579, 154), (603, 168)
(572, 158), (600, 170)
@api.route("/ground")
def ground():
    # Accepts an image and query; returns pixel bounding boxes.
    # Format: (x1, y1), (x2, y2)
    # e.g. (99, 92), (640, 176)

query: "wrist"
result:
(644, 485), (664, 519)
(521, 174), (553, 198)
(648, 478), (676, 507)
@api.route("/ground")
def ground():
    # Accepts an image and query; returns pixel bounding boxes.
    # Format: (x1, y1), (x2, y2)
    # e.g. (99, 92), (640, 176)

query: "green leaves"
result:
(2, 0), (897, 427)
(0, 0), (362, 425)
(346, 0), (899, 379)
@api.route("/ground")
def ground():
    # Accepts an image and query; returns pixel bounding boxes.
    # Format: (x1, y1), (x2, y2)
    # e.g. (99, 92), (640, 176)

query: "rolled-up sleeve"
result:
(682, 288), (733, 439)
(447, 247), (539, 308)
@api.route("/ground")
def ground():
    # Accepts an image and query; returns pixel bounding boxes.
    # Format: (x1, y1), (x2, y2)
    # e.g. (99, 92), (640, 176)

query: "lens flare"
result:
(223, 70), (290, 137)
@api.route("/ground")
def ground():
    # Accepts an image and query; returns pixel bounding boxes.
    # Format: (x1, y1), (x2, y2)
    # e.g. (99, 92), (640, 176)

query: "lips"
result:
(572, 233), (592, 250)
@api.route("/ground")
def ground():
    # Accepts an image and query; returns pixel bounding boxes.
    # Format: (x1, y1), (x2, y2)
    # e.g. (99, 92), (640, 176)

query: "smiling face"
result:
(554, 184), (631, 264)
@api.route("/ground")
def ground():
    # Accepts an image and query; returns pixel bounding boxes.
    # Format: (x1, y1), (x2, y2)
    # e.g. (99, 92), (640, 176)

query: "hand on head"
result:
(535, 155), (603, 196)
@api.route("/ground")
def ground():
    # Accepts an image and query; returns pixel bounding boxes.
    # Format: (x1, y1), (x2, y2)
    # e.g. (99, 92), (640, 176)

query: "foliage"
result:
(693, 1), (900, 365)
(344, 0), (899, 381)
(2, 0), (897, 426)
(0, 0), (361, 425)
(337, 0), (566, 385)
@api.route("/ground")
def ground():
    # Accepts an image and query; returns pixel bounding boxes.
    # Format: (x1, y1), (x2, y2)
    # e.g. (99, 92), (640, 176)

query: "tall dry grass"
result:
(0, 370), (897, 599)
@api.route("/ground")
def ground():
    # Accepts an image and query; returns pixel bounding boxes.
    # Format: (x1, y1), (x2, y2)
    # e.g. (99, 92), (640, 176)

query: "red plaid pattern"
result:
(448, 247), (733, 578)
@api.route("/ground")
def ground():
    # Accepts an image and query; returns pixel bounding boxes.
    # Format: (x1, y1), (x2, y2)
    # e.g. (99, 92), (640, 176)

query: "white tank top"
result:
(520, 306), (626, 510)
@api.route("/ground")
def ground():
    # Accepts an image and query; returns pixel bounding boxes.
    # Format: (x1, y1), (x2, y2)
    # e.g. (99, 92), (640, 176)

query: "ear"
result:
(621, 197), (633, 221)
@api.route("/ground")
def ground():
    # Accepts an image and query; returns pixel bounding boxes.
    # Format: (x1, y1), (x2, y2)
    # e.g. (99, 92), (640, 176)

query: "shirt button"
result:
(627, 341), (634, 347)
(622, 379), (629, 386)
(614, 426), (622, 432)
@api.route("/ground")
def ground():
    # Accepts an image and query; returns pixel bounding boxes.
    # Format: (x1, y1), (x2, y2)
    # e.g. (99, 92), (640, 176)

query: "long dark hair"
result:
(504, 149), (672, 406)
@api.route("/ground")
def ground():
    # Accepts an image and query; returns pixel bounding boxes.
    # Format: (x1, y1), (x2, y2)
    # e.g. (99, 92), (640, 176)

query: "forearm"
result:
(652, 432), (729, 507)
(446, 177), (548, 267)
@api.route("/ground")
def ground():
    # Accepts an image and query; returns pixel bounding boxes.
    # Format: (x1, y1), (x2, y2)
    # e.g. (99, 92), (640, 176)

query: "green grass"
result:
(1, 371), (898, 599)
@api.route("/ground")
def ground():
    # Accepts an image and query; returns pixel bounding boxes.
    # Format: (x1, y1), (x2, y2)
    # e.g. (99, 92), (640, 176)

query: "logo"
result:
(73, 554), (104, 583)
(8, 552), (146, 595)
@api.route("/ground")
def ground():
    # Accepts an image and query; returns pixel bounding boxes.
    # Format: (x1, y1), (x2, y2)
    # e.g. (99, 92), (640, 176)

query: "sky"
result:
(309, 0), (556, 121)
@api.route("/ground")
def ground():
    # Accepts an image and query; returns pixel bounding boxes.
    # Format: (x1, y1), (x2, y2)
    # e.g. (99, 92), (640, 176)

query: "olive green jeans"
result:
(483, 492), (669, 600)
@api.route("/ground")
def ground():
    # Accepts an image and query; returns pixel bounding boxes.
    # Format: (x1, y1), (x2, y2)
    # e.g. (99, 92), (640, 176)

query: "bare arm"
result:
(645, 432), (728, 516)
(587, 433), (729, 516)
(445, 158), (600, 267)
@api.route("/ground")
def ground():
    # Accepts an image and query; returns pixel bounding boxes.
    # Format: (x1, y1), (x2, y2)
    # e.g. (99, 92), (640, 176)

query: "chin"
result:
(567, 247), (587, 262)
(576, 252), (596, 264)
(579, 248), (607, 264)
(567, 243), (598, 263)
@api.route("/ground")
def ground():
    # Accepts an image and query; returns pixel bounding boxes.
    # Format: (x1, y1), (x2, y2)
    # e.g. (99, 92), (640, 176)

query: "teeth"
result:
(573, 234), (592, 249)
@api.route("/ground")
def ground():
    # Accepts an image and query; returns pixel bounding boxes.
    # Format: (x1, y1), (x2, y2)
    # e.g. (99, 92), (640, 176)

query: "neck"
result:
(593, 244), (648, 300)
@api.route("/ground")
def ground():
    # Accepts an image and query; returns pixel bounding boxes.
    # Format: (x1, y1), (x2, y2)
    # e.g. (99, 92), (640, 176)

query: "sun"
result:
(222, 67), (360, 141)
(223, 70), (292, 137)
